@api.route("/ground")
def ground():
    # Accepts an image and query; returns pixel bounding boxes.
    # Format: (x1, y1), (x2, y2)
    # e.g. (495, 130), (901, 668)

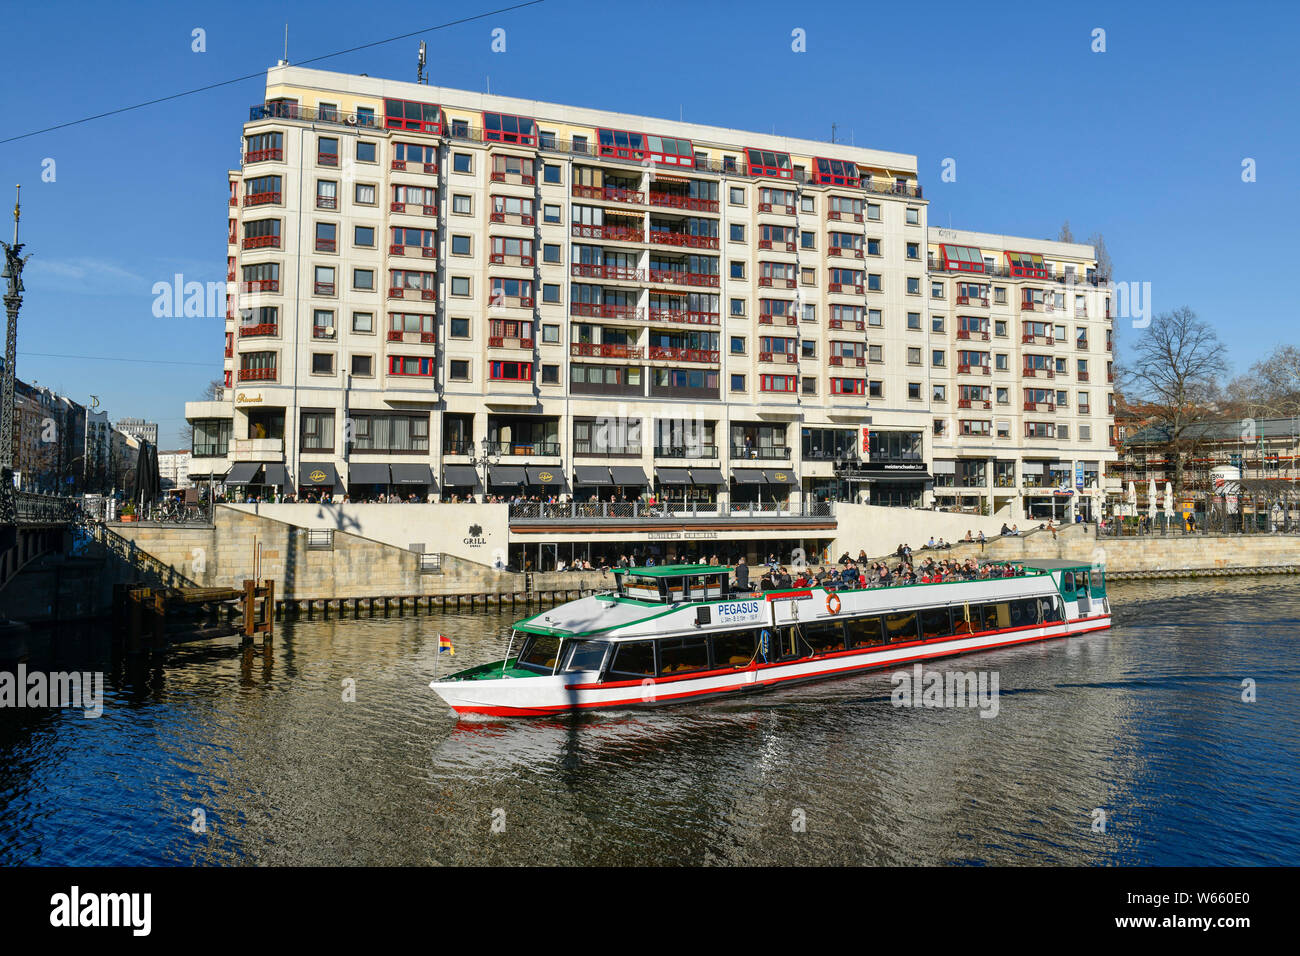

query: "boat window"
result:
(518, 634), (563, 671)
(919, 606), (953, 640)
(609, 641), (656, 677)
(1040, 597), (1062, 622)
(978, 602), (1010, 630)
(846, 616), (885, 648)
(1008, 598), (1041, 628)
(952, 606), (974, 635)
(1062, 572), (1075, 593)
(773, 626), (800, 660)
(803, 621), (844, 654)
(624, 577), (665, 601)
(563, 640), (610, 672)
(885, 611), (919, 644)
(659, 637), (710, 675)
(711, 630), (757, 668)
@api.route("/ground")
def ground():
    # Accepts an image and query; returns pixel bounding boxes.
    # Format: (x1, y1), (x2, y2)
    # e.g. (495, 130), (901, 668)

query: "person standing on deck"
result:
(734, 557), (749, 592)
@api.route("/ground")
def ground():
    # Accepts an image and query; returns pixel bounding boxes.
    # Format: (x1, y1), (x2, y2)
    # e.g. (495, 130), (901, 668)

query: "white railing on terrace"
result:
(508, 501), (834, 520)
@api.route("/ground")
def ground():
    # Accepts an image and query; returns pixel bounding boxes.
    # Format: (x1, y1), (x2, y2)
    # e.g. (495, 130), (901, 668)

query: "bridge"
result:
(0, 491), (79, 591)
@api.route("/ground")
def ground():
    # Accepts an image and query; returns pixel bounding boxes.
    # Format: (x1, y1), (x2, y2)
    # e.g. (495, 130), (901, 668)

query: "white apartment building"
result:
(186, 65), (1115, 561)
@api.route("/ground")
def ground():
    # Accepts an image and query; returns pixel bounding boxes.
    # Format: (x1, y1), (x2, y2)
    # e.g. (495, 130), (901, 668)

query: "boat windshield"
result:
(561, 640), (610, 672)
(517, 634), (563, 672)
(620, 572), (728, 603)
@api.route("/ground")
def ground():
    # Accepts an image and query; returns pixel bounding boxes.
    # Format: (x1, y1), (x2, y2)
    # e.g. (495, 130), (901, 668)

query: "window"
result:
(906, 242), (920, 260)
(996, 353), (1009, 371)
(384, 98), (442, 134)
(315, 221), (337, 252)
(802, 376), (817, 395)
(866, 237), (881, 257)
(760, 374), (797, 393)
(352, 311), (373, 333)
(730, 298), (745, 316)
(541, 364), (559, 384)
(801, 230), (815, 250)
(317, 137), (339, 165)
(994, 287), (1007, 304)
(353, 269), (374, 290)
(745, 148), (793, 178)
(543, 164), (561, 184)
(315, 180), (337, 209)
(868, 274), (882, 291)
(866, 380), (882, 398)
(311, 353), (335, 374)
(356, 140), (376, 163)
(869, 345), (883, 363)
(450, 276), (470, 297)
(800, 195), (815, 212)
(452, 152), (472, 173)
(489, 361), (533, 381)
(351, 354), (373, 377)
(932, 384), (947, 402)
(543, 243), (561, 263)
(354, 183), (376, 205)
(731, 336), (745, 355)
(908, 382), (921, 400)
(866, 203), (881, 221)
(450, 317), (470, 338)
(907, 312), (921, 330)
(932, 349), (945, 367)
(731, 374), (746, 392)
(452, 234), (471, 256)
(300, 410), (334, 452)
(801, 340), (816, 359)
(996, 387), (1009, 404)
(907, 347), (921, 365)
(543, 204), (561, 223)
(906, 277), (921, 295)
(730, 223), (745, 242)
(542, 284), (560, 304)
(995, 320), (1007, 337)
(905, 207), (920, 225)
(354, 225), (375, 247)
(541, 324), (559, 343)
(868, 309), (882, 327)
(452, 194), (471, 215)
(729, 187), (745, 205)
(730, 260), (745, 279)
(389, 355), (437, 377)
(931, 281), (944, 299)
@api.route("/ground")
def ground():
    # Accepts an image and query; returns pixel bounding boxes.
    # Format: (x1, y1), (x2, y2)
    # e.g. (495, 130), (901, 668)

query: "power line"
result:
(21, 352), (218, 367)
(0, 0), (545, 145)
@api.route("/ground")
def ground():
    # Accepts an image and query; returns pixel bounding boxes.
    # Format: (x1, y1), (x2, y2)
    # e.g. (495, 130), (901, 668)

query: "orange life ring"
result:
(826, 592), (841, 615)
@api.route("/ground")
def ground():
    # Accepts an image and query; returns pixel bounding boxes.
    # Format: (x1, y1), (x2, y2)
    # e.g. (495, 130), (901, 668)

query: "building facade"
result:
(187, 65), (1116, 557)
(115, 418), (159, 447)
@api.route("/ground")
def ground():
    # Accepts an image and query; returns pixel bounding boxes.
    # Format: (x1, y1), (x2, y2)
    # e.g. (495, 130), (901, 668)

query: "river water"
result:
(1, 576), (1297, 866)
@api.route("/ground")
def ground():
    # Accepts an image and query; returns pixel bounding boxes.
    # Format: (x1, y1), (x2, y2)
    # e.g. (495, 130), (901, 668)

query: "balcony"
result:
(654, 444), (718, 459)
(571, 223), (641, 242)
(570, 343), (643, 359)
(758, 202), (796, 215)
(1021, 333), (1054, 345)
(828, 246), (864, 259)
(758, 351), (798, 364)
(485, 441), (560, 457)
(828, 318), (865, 331)
(1076, 338), (1089, 350)
(1107, 370), (1115, 383)
(390, 201), (437, 216)
(488, 336), (535, 349)
(758, 314), (799, 327)
(317, 152), (339, 167)
(1023, 401), (1056, 412)
(759, 276), (797, 289)
(1022, 367), (1055, 379)
(1020, 301), (1039, 312)
(387, 330), (437, 344)
(648, 346), (719, 363)
(230, 437), (284, 459)
(571, 263), (644, 282)
(237, 367), (277, 381)
(648, 192), (719, 213)
(249, 102), (381, 130)
(313, 282), (335, 296)
(243, 191), (281, 207)
(731, 445), (791, 460)
(647, 269), (719, 287)
(757, 239), (796, 252)
(508, 500), (833, 524)
(315, 238), (336, 252)
(572, 184), (643, 204)
(957, 399), (992, 410)
(955, 295), (990, 307)
(313, 327), (336, 340)
(490, 211), (536, 226)
(571, 302), (643, 321)
(648, 309), (719, 327)
(443, 440), (474, 455)
(573, 442), (643, 457)
(390, 160), (438, 174)
(827, 283), (864, 294)
(242, 235), (280, 250)
(238, 323), (277, 337)
(390, 244), (438, 259)
(957, 329), (990, 341)
(491, 170), (536, 185)
(956, 363), (991, 376)
(316, 195), (338, 210)
(648, 231), (718, 250)
(829, 355), (866, 367)
(826, 210), (863, 223)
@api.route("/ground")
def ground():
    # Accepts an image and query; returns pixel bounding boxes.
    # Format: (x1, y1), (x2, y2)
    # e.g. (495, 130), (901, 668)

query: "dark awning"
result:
(263, 464), (292, 487)
(765, 468), (798, 485)
(225, 462), (262, 486)
(690, 467), (726, 485)
(390, 463), (435, 486)
(858, 469), (932, 482)
(573, 465), (611, 486)
(609, 465), (648, 485)
(188, 465), (230, 480)
(488, 465), (527, 486)
(442, 465), (481, 488)
(655, 467), (691, 484)
(525, 466), (569, 491)
(299, 462), (340, 487)
(731, 468), (767, 485)
(349, 462), (391, 485)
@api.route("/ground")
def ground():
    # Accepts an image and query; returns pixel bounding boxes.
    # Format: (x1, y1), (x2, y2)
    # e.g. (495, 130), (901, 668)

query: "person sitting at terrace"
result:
(926, 536), (937, 549)
(759, 570), (775, 591)
(775, 567), (792, 589)
(964, 530), (974, 542)
(1000, 523), (1011, 536)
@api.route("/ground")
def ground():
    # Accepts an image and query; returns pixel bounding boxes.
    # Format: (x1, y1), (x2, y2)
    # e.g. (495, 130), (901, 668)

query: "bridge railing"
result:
(14, 491), (78, 525)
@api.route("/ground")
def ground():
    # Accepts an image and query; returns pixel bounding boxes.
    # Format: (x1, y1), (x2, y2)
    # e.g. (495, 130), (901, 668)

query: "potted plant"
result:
(120, 502), (137, 522)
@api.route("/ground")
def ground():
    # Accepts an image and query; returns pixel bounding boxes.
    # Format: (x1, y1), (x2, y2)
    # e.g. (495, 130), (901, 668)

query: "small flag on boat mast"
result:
(439, 634), (454, 655)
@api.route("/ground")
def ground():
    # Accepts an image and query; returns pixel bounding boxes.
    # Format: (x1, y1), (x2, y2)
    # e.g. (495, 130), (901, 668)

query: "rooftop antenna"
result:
(486, 75), (490, 95)
(283, 24), (289, 63)
(831, 122), (837, 144)
(417, 41), (427, 84)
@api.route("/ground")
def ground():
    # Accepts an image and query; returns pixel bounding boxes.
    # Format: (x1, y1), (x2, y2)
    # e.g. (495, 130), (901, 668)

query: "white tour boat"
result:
(428, 559), (1112, 717)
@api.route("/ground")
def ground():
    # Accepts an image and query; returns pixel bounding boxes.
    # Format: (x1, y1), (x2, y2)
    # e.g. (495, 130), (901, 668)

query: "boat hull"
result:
(429, 613), (1111, 717)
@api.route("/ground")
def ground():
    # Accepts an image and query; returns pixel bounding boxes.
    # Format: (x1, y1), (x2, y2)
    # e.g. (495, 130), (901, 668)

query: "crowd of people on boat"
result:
(731, 554), (1026, 593)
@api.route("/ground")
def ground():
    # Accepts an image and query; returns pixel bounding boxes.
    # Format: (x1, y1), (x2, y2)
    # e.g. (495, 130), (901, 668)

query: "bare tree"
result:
(1120, 307), (1228, 496)
(1057, 220), (1075, 243)
(1087, 231), (1113, 280)
(1225, 345), (1300, 418)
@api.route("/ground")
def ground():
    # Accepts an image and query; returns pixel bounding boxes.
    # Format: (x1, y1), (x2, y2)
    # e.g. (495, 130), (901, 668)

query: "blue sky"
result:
(1, 0), (1296, 445)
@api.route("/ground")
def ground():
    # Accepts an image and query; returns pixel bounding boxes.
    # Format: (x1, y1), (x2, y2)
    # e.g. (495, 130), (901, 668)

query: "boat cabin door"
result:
(1060, 570), (1090, 618)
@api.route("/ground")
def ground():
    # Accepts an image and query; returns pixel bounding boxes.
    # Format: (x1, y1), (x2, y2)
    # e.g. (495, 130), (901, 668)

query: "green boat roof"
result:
(612, 564), (735, 577)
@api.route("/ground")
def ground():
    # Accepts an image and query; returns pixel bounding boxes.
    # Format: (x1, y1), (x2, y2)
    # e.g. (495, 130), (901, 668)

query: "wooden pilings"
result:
(263, 587), (602, 619)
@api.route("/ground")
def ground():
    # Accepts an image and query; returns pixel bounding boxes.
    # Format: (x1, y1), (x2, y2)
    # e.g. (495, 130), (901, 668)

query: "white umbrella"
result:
(1163, 482), (1174, 519)
(1147, 477), (1158, 523)
(1127, 481), (1137, 516)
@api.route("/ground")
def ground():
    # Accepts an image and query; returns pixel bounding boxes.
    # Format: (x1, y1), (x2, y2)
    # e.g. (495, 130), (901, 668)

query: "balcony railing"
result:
(314, 282), (335, 296)
(827, 318), (865, 331)
(730, 445), (791, 460)
(955, 295), (990, 306)
(758, 351), (799, 364)
(648, 231), (718, 250)
(488, 336), (535, 349)
(1022, 367), (1055, 379)
(572, 442), (643, 457)
(1023, 401), (1056, 412)
(243, 191), (281, 207)
(390, 160), (438, 174)
(443, 440), (474, 455)
(238, 323), (277, 337)
(571, 302), (643, 321)
(1078, 371), (1090, 382)
(390, 244), (438, 258)
(240, 279), (279, 293)
(318, 152), (339, 167)
(928, 257), (1109, 285)
(572, 184), (644, 204)
(759, 314), (799, 326)
(648, 309), (719, 326)
(647, 269), (719, 287)
(828, 245), (865, 259)
(315, 238), (336, 252)
(647, 193), (719, 212)
(648, 346), (719, 363)
(571, 263), (644, 282)
(313, 327), (335, 339)
(244, 148), (282, 164)
(485, 441), (560, 456)
(956, 363), (991, 375)
(956, 328), (990, 341)
(250, 103), (382, 129)
(654, 444), (718, 459)
(570, 342), (643, 359)
(389, 287), (437, 301)
(758, 202), (796, 215)
(242, 235), (280, 250)
(1021, 333), (1055, 345)
(238, 367), (277, 381)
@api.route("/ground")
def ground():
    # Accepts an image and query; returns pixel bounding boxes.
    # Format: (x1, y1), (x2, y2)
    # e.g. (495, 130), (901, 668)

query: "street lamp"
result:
(468, 437), (500, 502)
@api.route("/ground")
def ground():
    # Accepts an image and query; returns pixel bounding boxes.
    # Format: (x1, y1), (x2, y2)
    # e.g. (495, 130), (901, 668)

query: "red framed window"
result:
(391, 227), (436, 252)
(645, 134), (695, 167)
(484, 111), (536, 146)
(812, 157), (859, 187)
(745, 148), (793, 179)
(389, 355), (436, 376)
(491, 277), (534, 303)
(760, 374), (796, 392)
(1006, 251), (1049, 279)
(831, 378), (866, 395)
(760, 224), (794, 245)
(940, 244), (987, 272)
(393, 142), (437, 166)
(827, 195), (863, 219)
(597, 128), (646, 160)
(389, 313), (435, 336)
(490, 361), (533, 382)
(384, 99), (442, 134)
(491, 236), (534, 262)
(829, 268), (863, 289)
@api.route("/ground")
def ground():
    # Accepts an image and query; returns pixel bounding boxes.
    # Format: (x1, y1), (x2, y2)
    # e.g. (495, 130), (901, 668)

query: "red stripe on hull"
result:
(448, 618), (1112, 716)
